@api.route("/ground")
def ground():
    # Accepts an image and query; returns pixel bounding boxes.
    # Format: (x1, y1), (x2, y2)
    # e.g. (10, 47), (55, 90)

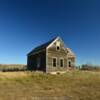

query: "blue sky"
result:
(0, 0), (100, 65)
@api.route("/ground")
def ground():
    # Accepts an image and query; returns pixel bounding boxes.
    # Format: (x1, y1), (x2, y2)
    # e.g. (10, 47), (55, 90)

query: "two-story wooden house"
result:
(27, 36), (76, 73)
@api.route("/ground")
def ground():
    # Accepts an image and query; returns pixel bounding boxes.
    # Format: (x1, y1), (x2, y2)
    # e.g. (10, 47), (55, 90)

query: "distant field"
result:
(0, 64), (26, 71)
(0, 71), (100, 100)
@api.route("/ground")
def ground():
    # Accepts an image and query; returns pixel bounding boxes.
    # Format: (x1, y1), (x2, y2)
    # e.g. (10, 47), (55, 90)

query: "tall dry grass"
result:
(0, 64), (27, 72)
(0, 71), (99, 100)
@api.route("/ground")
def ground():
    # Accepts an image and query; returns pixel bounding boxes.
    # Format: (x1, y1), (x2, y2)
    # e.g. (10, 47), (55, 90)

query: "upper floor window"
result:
(57, 46), (60, 51)
(56, 41), (60, 51)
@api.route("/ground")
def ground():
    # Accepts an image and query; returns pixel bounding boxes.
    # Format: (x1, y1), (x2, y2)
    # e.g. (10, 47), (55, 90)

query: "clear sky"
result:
(0, 0), (100, 65)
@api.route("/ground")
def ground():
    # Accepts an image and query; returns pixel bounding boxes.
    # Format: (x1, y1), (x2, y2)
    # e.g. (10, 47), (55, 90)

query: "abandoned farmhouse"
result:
(27, 37), (76, 73)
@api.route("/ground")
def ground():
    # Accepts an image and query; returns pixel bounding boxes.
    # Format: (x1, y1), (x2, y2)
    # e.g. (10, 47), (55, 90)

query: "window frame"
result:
(56, 41), (60, 51)
(60, 58), (64, 67)
(52, 57), (57, 67)
(68, 61), (71, 67)
(56, 46), (60, 51)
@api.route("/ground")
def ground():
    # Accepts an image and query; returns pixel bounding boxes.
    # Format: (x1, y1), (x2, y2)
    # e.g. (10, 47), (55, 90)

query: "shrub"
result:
(0, 64), (27, 72)
(80, 64), (100, 71)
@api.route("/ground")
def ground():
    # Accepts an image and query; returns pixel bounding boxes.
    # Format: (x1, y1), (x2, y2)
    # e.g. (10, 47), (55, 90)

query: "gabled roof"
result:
(27, 37), (58, 56)
(67, 48), (75, 58)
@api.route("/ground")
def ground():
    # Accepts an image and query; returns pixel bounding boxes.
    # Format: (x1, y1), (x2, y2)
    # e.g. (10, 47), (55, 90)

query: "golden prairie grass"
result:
(0, 71), (99, 100)
(0, 72), (27, 79)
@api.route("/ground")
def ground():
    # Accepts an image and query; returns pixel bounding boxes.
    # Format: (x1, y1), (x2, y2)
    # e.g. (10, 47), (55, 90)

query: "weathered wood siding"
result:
(68, 57), (75, 67)
(46, 38), (67, 72)
(27, 50), (46, 72)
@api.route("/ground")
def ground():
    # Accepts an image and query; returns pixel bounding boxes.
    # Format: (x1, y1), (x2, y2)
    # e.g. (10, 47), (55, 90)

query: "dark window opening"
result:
(69, 61), (71, 67)
(53, 58), (57, 67)
(57, 46), (60, 51)
(60, 59), (64, 67)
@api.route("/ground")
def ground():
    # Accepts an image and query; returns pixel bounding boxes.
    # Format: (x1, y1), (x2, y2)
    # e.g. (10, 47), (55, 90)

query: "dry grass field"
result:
(0, 71), (99, 100)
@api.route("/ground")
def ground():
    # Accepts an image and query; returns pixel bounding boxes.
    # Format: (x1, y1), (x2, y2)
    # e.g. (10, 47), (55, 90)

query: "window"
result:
(57, 46), (60, 51)
(69, 61), (71, 67)
(52, 58), (57, 67)
(56, 41), (60, 51)
(60, 59), (64, 67)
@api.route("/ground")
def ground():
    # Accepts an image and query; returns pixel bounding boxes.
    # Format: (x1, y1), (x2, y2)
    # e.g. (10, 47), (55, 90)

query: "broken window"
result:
(60, 59), (64, 67)
(53, 58), (57, 67)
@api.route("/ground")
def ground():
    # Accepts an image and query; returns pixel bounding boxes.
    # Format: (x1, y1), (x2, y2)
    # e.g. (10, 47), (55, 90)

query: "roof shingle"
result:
(27, 37), (57, 56)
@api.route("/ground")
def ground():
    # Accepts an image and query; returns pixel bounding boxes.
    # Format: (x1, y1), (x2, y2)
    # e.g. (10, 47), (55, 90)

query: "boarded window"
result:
(53, 58), (57, 67)
(60, 59), (64, 67)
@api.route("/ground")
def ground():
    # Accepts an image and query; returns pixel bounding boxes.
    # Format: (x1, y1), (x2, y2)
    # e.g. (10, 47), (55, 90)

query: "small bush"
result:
(0, 64), (27, 72)
(80, 64), (100, 71)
